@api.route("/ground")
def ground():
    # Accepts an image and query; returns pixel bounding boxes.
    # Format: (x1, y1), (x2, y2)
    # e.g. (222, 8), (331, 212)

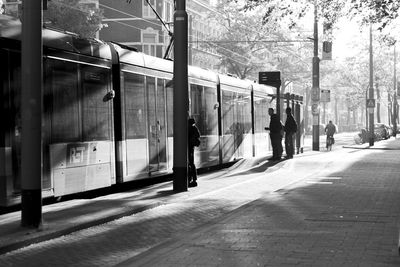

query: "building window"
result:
(143, 44), (156, 56)
(143, 32), (157, 43)
(164, 1), (173, 23)
(142, 29), (158, 56)
(143, 0), (156, 18)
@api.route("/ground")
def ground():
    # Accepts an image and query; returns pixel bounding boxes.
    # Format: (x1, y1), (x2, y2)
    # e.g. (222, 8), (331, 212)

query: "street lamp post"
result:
(173, 0), (189, 191)
(311, 0), (320, 151)
(393, 43), (397, 137)
(21, 0), (43, 228)
(368, 25), (374, 146)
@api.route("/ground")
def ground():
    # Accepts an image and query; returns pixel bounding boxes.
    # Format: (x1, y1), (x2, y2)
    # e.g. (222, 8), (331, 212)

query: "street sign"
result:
(311, 87), (320, 101)
(320, 89), (330, 102)
(258, 71), (281, 87)
(311, 103), (319, 115)
(322, 41), (332, 60)
(366, 99), (375, 108)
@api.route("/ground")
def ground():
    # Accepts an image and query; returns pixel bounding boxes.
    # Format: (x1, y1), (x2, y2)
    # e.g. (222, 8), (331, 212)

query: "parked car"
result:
(355, 127), (383, 143)
(374, 123), (390, 140)
(386, 125), (393, 136)
(354, 128), (367, 144)
(383, 124), (392, 138)
(390, 125), (400, 135)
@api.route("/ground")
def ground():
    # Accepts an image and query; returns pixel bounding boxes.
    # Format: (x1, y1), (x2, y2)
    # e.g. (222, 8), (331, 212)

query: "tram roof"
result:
(188, 65), (218, 83)
(0, 15), (111, 60)
(218, 74), (252, 89)
(114, 44), (173, 74)
(250, 82), (275, 96)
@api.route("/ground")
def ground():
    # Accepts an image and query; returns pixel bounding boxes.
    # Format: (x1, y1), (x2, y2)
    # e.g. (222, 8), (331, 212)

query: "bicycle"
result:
(326, 135), (334, 151)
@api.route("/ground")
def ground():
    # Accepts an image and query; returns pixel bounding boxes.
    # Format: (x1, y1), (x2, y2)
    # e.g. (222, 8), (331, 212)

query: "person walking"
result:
(188, 118), (200, 187)
(325, 120), (336, 149)
(284, 107), (297, 159)
(265, 108), (283, 160)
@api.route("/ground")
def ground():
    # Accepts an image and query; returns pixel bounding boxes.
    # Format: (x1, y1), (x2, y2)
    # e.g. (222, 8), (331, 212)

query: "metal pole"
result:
(394, 44), (397, 137)
(295, 100), (301, 154)
(276, 85), (281, 121)
(312, 0), (320, 151)
(21, 0), (43, 228)
(366, 88), (368, 131)
(368, 25), (374, 146)
(173, 0), (188, 191)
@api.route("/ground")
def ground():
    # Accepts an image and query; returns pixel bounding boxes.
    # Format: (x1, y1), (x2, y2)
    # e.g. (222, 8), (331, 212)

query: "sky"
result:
(331, 18), (366, 61)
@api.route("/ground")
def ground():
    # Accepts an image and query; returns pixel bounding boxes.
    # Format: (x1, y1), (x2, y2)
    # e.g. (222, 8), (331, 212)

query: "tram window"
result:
(222, 90), (235, 135)
(156, 78), (166, 136)
(189, 84), (217, 136)
(0, 50), (6, 146)
(82, 68), (110, 141)
(166, 79), (173, 137)
(254, 97), (269, 133)
(240, 93), (252, 133)
(50, 65), (80, 142)
(5, 51), (22, 146)
(190, 84), (202, 132)
(147, 76), (156, 134)
(203, 86), (218, 135)
(124, 73), (146, 139)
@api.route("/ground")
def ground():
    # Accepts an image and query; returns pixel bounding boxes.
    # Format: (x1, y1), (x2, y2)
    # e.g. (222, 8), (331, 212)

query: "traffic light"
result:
(322, 41), (332, 60)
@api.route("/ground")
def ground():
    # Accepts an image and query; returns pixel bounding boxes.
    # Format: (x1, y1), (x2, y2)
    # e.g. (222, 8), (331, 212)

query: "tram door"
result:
(147, 77), (167, 172)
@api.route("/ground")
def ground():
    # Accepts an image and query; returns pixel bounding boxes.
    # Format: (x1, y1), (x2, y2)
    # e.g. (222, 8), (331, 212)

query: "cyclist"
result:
(325, 120), (336, 150)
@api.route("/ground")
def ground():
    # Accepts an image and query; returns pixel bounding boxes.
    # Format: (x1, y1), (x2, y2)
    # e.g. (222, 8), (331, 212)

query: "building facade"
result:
(1, 0), (222, 70)
(98, 0), (221, 70)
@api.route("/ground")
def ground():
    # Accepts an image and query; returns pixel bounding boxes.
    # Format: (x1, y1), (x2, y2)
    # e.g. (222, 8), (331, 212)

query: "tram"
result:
(0, 15), (303, 206)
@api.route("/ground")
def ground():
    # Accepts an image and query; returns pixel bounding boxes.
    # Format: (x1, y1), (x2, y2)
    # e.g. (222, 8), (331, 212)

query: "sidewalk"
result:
(0, 153), (278, 255)
(1, 135), (400, 266)
(343, 137), (400, 150)
(119, 137), (400, 266)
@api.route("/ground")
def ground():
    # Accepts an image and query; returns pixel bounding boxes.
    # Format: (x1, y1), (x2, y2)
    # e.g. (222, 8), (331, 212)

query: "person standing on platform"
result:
(265, 108), (283, 160)
(188, 118), (200, 187)
(284, 107), (297, 159)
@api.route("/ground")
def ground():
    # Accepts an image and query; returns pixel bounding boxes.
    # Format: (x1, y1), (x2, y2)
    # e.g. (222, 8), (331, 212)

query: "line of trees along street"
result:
(11, 0), (400, 131)
(226, 0), (400, 130)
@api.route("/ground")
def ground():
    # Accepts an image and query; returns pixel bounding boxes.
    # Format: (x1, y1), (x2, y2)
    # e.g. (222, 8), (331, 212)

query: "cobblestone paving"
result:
(0, 157), (308, 266)
(121, 149), (400, 266)
(1, 141), (400, 266)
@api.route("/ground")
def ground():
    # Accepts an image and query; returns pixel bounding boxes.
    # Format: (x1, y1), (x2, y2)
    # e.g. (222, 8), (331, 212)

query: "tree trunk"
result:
(334, 95), (338, 125)
(304, 87), (311, 134)
(388, 93), (391, 125)
(360, 105), (365, 128)
(376, 87), (381, 123)
(347, 107), (351, 126)
(377, 102), (381, 123)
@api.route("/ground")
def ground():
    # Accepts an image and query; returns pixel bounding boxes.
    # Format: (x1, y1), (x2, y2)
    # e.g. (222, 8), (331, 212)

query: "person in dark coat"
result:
(325, 120), (337, 148)
(284, 107), (297, 159)
(265, 108), (283, 160)
(188, 118), (200, 187)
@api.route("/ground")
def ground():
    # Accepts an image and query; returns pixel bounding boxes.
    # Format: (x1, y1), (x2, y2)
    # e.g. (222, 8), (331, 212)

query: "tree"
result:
(207, 2), (314, 83)
(238, 0), (400, 130)
(205, 3), (274, 79)
(44, 0), (104, 38)
(239, 0), (399, 32)
(348, 0), (400, 30)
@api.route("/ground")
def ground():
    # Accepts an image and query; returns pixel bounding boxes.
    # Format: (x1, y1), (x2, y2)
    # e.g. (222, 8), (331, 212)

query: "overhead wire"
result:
(99, 3), (166, 30)
(100, 2), (253, 65)
(54, 1), (290, 67)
